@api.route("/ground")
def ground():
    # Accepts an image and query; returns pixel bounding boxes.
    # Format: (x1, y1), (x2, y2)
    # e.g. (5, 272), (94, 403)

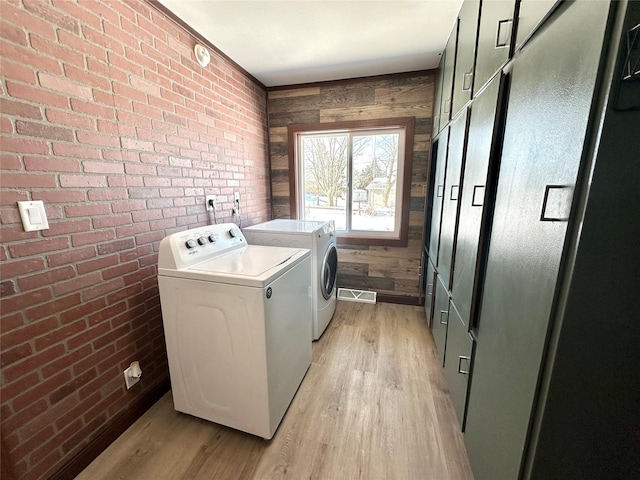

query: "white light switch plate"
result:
(18, 200), (49, 232)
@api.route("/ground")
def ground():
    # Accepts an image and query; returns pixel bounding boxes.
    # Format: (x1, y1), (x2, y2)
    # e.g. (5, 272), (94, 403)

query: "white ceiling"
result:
(157, 0), (462, 87)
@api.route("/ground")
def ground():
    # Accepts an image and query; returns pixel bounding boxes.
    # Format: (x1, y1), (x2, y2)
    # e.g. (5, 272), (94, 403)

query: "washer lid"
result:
(191, 245), (301, 276)
(159, 245), (310, 288)
(243, 219), (328, 234)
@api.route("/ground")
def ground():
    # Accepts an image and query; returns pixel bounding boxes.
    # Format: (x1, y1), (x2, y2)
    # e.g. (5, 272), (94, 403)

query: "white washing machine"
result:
(157, 223), (312, 439)
(242, 219), (337, 340)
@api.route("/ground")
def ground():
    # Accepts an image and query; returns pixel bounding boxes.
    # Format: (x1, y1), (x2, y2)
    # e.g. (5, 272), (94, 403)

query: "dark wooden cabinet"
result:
(526, 4), (640, 476)
(432, 55), (445, 136)
(473, 0), (515, 96)
(450, 75), (501, 326)
(425, 1), (639, 478)
(464, 2), (617, 478)
(442, 301), (473, 430)
(437, 109), (468, 288)
(431, 273), (450, 366)
(428, 128), (449, 263)
(515, 0), (561, 50)
(439, 23), (458, 127)
(424, 257), (436, 329)
(451, 0), (480, 116)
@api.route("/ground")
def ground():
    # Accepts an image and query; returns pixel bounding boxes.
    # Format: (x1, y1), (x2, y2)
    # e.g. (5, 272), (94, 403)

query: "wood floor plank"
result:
(77, 301), (473, 480)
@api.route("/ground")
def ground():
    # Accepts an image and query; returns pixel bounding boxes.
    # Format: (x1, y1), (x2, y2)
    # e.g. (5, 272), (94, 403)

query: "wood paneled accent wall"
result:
(266, 73), (435, 302)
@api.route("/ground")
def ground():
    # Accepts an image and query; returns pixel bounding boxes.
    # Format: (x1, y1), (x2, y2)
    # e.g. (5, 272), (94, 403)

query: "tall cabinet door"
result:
(443, 302), (473, 430)
(451, 0), (480, 116)
(473, 0), (515, 95)
(424, 258), (436, 329)
(437, 109), (468, 288)
(428, 128), (449, 263)
(464, 2), (613, 479)
(450, 75), (502, 325)
(431, 273), (450, 366)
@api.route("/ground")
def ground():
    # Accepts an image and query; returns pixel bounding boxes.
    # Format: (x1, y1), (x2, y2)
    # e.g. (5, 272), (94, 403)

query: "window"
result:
(288, 118), (414, 246)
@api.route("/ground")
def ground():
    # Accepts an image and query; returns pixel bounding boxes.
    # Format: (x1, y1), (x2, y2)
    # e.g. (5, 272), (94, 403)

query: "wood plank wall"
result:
(266, 73), (435, 302)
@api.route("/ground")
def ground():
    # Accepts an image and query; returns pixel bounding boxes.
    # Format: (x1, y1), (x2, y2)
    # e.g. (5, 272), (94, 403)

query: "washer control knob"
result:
(197, 236), (207, 246)
(228, 228), (238, 238)
(185, 239), (196, 249)
(208, 234), (216, 243)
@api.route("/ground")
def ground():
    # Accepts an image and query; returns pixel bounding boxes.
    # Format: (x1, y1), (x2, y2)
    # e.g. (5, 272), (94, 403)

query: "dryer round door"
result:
(321, 244), (338, 300)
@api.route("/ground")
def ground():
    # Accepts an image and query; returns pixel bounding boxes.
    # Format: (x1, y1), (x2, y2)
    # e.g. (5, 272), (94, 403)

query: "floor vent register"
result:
(337, 288), (377, 304)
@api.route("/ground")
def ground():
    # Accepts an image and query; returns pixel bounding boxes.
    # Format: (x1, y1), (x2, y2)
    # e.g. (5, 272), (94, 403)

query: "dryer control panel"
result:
(322, 221), (335, 236)
(158, 223), (246, 270)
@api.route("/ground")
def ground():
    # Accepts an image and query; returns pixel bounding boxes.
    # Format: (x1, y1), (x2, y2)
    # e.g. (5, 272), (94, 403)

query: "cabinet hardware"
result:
(496, 19), (513, 48)
(439, 310), (448, 325)
(463, 72), (473, 91)
(622, 23), (639, 81)
(540, 185), (572, 222)
(437, 184), (444, 198)
(450, 185), (460, 201)
(472, 185), (485, 206)
(458, 355), (471, 375)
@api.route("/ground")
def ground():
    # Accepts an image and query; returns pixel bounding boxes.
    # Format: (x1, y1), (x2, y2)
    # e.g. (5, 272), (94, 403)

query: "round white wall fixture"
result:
(194, 44), (210, 67)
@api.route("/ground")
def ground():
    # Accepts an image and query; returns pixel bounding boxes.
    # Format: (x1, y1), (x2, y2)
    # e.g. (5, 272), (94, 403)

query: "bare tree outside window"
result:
(302, 135), (348, 207)
(353, 134), (399, 211)
(300, 129), (402, 234)
(377, 135), (399, 208)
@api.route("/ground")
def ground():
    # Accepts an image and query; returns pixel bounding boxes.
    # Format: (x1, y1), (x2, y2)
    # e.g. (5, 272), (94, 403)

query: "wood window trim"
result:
(287, 117), (415, 247)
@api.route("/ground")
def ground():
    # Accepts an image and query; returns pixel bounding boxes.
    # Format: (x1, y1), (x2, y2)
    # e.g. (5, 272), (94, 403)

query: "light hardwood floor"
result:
(77, 301), (473, 480)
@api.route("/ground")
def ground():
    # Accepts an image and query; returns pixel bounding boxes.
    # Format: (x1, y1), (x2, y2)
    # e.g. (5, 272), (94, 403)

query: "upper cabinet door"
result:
(464, 2), (613, 479)
(451, 0), (480, 117)
(515, 0), (561, 51)
(473, 0), (516, 96)
(432, 55), (445, 137)
(439, 21), (459, 127)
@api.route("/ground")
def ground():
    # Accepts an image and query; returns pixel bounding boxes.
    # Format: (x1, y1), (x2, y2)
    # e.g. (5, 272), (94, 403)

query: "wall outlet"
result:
(233, 192), (240, 215)
(205, 195), (216, 211)
(124, 361), (142, 389)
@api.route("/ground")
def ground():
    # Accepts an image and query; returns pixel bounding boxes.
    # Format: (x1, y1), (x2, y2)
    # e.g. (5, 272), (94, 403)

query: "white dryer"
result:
(242, 219), (337, 340)
(157, 223), (312, 439)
